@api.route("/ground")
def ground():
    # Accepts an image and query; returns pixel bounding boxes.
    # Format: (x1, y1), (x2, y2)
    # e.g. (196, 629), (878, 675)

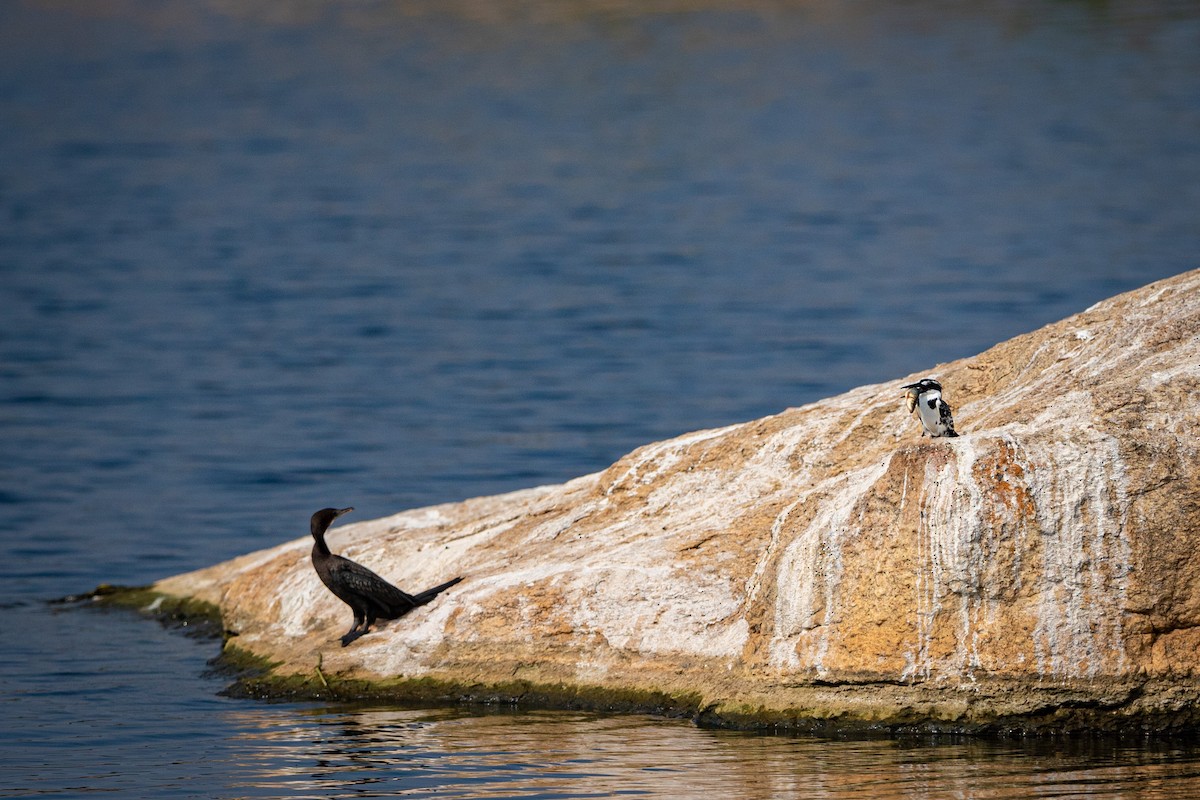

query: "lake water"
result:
(2, 0), (1200, 796)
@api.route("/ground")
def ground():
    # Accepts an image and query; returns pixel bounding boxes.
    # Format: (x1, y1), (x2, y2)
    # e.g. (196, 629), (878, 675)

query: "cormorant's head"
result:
(311, 506), (354, 538)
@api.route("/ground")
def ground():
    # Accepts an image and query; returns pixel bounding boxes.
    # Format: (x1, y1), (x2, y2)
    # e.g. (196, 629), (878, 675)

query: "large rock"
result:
(156, 270), (1200, 732)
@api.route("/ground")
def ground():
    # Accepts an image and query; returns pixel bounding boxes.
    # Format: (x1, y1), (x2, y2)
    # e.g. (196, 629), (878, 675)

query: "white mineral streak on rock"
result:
(1023, 428), (1131, 677)
(604, 425), (743, 495)
(770, 459), (894, 674)
(895, 404), (1133, 682)
(275, 554), (322, 639)
(907, 439), (988, 681)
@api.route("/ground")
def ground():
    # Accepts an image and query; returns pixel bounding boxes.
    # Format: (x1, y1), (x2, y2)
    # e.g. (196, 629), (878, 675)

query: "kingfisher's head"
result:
(901, 378), (943, 395)
(901, 378), (943, 412)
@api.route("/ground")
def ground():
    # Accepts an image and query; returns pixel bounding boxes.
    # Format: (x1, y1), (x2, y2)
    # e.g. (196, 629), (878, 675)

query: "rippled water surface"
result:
(2, 0), (1200, 796)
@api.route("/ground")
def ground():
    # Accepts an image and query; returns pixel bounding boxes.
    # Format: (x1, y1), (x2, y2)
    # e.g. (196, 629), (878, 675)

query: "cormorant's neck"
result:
(312, 531), (331, 557)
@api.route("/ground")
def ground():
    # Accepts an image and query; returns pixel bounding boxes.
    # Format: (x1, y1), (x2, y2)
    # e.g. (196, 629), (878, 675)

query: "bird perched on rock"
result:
(902, 378), (959, 438)
(309, 507), (463, 646)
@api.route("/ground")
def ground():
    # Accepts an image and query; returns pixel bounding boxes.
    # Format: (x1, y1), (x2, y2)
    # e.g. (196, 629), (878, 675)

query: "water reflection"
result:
(219, 706), (1200, 799)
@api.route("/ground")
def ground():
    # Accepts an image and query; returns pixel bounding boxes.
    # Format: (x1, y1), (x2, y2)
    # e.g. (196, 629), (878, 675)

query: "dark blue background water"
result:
(2, 1), (1199, 796)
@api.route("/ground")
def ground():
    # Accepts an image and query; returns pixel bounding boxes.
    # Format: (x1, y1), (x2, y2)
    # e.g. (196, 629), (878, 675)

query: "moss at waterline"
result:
(218, 648), (706, 719)
(209, 645), (1200, 737)
(64, 583), (224, 637)
(67, 589), (706, 719)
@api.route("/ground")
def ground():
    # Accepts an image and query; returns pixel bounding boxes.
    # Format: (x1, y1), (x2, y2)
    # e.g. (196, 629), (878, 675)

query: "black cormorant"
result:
(309, 507), (463, 647)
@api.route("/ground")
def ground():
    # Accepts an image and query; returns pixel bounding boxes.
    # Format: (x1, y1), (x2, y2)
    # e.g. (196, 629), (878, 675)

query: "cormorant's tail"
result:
(378, 576), (463, 619)
(411, 576), (463, 608)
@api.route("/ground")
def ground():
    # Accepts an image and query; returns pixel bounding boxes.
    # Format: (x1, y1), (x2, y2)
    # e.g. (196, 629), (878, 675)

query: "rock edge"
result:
(147, 270), (1200, 734)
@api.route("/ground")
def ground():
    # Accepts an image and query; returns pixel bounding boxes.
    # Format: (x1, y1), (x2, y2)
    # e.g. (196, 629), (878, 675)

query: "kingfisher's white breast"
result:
(915, 389), (944, 430)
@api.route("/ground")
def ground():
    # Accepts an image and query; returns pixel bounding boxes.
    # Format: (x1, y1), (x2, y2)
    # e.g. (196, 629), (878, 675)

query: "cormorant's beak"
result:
(335, 507), (354, 519)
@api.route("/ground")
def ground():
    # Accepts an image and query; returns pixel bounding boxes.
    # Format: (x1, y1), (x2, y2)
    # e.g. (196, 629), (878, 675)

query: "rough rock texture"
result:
(157, 271), (1200, 732)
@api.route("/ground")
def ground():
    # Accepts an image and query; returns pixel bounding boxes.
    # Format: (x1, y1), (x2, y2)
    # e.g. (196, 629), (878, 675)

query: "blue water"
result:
(2, 1), (1200, 796)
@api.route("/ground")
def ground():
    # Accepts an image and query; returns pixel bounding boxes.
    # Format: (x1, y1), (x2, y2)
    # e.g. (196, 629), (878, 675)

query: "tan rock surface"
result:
(156, 270), (1200, 731)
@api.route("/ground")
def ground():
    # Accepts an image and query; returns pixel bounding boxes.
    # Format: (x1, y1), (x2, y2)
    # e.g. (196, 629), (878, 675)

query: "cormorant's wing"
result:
(327, 555), (418, 616)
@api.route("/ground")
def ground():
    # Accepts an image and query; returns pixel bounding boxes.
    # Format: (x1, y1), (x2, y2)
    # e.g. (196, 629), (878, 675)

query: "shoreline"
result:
(87, 582), (1200, 737)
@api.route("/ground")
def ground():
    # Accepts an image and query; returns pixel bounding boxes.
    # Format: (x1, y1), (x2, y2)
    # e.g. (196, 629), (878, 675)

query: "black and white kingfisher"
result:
(901, 378), (959, 438)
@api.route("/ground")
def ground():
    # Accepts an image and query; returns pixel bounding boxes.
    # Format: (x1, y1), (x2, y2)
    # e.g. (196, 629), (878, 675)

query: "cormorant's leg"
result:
(340, 613), (365, 647)
(340, 612), (379, 647)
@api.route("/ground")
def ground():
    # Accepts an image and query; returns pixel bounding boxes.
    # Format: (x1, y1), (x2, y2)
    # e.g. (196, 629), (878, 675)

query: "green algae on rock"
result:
(66, 584), (223, 637)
